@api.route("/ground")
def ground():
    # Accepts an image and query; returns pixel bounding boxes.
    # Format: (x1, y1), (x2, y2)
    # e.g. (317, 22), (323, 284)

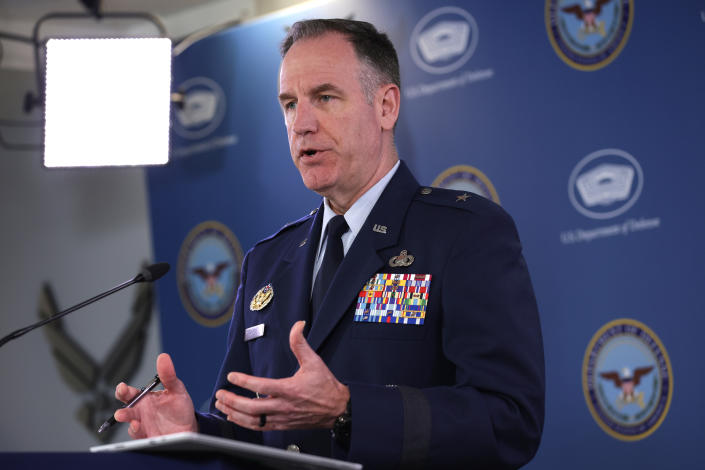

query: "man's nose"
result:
(291, 100), (317, 135)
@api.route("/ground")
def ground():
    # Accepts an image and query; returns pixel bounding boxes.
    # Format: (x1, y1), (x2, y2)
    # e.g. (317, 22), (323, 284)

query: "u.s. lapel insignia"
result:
(250, 283), (273, 311)
(389, 249), (415, 267)
(373, 224), (387, 234)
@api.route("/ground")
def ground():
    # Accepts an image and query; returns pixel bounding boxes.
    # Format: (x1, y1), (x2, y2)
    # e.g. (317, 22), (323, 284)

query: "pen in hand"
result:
(98, 374), (161, 434)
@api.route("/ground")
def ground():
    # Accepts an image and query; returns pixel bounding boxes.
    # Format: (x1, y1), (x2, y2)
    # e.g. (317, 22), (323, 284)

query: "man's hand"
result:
(214, 320), (350, 431)
(114, 353), (198, 439)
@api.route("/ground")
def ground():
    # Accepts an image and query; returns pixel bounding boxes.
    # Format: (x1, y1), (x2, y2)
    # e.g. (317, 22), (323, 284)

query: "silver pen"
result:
(98, 374), (161, 433)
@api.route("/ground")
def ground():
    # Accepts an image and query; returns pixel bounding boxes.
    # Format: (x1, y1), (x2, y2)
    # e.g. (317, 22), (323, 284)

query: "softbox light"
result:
(43, 37), (172, 167)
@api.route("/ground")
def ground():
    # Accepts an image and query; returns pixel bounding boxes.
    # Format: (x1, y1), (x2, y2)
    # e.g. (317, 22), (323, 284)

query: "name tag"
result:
(354, 274), (431, 325)
(244, 323), (265, 341)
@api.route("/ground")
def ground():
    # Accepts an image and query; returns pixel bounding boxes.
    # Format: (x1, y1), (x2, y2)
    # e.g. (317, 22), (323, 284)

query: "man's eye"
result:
(284, 101), (296, 111)
(320, 95), (333, 103)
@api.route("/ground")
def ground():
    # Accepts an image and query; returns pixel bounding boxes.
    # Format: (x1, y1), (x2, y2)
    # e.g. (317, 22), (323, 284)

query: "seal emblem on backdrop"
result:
(583, 318), (673, 441)
(178, 220), (243, 327)
(172, 76), (226, 140)
(546, 0), (634, 71)
(568, 148), (643, 220)
(431, 165), (500, 204)
(410, 6), (479, 75)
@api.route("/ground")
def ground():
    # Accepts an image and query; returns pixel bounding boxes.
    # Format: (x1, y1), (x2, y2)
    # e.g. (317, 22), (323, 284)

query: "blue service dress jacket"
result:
(196, 161), (545, 469)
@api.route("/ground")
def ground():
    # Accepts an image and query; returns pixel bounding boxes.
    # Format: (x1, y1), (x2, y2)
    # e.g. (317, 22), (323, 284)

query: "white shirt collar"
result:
(314, 160), (400, 276)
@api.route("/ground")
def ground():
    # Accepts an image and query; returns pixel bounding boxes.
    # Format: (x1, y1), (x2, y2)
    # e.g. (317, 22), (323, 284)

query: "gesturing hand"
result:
(214, 320), (350, 431)
(114, 353), (198, 439)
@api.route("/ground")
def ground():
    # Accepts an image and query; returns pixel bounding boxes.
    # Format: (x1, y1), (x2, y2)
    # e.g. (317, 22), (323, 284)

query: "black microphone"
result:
(134, 262), (170, 283)
(0, 262), (170, 349)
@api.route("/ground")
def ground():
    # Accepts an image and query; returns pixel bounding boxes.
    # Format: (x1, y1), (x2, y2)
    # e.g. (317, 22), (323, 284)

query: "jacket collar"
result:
(305, 161), (420, 352)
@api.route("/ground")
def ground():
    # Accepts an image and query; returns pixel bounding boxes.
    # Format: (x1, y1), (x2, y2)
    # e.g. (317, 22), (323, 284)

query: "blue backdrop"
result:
(146, 1), (705, 467)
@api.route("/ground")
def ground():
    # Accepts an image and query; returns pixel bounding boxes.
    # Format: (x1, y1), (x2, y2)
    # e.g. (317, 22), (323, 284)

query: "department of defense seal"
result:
(546, 0), (634, 71)
(177, 220), (243, 327)
(431, 165), (500, 204)
(583, 318), (673, 441)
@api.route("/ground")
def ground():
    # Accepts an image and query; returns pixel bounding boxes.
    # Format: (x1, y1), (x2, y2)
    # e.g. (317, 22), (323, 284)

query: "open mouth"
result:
(300, 148), (323, 158)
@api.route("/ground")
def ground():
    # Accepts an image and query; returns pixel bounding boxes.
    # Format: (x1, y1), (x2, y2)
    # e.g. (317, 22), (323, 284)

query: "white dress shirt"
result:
(311, 160), (400, 288)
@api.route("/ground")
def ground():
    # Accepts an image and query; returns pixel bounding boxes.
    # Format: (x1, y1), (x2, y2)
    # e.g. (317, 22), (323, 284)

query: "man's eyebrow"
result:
(278, 91), (295, 103)
(278, 83), (345, 104)
(309, 83), (344, 96)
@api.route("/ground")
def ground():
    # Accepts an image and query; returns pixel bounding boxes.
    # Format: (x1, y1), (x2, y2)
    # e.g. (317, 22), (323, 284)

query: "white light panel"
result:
(44, 38), (172, 167)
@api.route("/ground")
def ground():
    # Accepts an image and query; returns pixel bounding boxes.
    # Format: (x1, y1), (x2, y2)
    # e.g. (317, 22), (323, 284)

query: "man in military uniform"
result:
(115, 19), (544, 469)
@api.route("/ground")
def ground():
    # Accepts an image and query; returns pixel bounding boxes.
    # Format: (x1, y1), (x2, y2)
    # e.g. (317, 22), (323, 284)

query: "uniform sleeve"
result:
(195, 251), (264, 444)
(343, 207), (545, 469)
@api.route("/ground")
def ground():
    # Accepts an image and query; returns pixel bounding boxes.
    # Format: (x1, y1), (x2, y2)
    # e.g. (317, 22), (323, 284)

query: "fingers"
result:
(227, 371), (287, 398)
(156, 353), (186, 395)
(213, 391), (288, 431)
(219, 406), (272, 430)
(114, 406), (136, 424)
(215, 389), (287, 415)
(114, 382), (144, 424)
(115, 382), (140, 404)
(213, 390), (258, 429)
(289, 320), (317, 368)
(226, 321), (315, 397)
(127, 420), (146, 439)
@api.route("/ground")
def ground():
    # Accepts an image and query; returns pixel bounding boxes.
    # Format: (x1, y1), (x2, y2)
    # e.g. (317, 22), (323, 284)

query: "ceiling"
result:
(0, 0), (304, 70)
(0, 0), (229, 20)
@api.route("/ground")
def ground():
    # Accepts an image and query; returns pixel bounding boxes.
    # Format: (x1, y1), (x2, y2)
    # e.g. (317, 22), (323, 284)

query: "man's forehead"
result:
(286, 31), (351, 55)
(281, 33), (357, 72)
(279, 33), (360, 92)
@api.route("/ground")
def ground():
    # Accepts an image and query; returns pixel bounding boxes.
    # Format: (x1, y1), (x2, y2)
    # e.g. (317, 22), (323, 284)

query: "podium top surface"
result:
(90, 432), (362, 470)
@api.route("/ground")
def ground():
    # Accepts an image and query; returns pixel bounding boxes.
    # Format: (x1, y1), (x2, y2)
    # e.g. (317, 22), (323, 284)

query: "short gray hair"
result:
(281, 18), (401, 103)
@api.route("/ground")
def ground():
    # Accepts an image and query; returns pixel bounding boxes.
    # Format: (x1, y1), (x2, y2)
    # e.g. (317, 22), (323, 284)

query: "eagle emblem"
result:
(191, 261), (230, 297)
(599, 366), (654, 409)
(561, 0), (611, 39)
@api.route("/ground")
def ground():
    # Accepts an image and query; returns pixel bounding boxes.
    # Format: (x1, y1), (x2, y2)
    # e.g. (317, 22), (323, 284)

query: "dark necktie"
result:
(310, 215), (349, 322)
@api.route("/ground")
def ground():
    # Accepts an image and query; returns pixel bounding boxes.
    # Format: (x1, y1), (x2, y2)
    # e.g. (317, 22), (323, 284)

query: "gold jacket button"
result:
(286, 444), (300, 453)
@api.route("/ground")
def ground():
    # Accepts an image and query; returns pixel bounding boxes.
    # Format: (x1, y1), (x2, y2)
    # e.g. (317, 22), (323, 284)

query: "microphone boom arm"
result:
(0, 263), (169, 349)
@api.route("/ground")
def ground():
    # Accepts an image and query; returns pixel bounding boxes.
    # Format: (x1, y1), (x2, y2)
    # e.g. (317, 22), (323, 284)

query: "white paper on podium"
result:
(90, 431), (362, 470)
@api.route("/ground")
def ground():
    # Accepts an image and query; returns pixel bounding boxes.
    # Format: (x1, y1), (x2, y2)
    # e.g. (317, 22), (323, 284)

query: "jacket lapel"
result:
(277, 206), (323, 329)
(306, 162), (420, 352)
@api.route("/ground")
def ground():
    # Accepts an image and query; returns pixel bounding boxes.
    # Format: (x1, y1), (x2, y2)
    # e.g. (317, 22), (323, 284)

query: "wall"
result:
(0, 0), (307, 451)
(148, 1), (705, 468)
(0, 68), (160, 450)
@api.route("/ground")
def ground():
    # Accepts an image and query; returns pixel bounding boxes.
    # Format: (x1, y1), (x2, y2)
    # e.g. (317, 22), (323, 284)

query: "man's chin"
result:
(300, 172), (335, 196)
(305, 182), (334, 198)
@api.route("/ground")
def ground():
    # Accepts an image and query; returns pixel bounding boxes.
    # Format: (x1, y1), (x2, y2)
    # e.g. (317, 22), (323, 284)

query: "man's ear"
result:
(377, 84), (400, 131)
